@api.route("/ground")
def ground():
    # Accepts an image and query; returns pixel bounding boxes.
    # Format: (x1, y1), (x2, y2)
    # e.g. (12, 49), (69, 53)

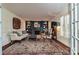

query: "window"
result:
(60, 16), (64, 36)
(60, 14), (70, 38)
(77, 4), (79, 38)
(70, 3), (79, 55)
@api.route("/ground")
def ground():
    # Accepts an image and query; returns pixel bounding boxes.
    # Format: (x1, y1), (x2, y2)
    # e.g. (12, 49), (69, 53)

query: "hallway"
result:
(3, 39), (70, 55)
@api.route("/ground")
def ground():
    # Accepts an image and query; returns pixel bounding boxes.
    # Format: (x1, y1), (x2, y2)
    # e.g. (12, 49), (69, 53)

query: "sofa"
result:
(9, 31), (29, 41)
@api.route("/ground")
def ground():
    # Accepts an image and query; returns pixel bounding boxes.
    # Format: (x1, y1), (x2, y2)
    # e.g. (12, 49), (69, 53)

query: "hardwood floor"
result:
(3, 38), (70, 55)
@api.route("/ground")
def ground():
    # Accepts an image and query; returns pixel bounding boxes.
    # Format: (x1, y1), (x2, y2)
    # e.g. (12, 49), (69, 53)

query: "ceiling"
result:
(2, 3), (68, 19)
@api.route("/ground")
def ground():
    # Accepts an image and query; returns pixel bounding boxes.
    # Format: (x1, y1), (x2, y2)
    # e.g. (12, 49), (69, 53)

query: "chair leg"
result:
(11, 40), (14, 44)
(27, 37), (29, 41)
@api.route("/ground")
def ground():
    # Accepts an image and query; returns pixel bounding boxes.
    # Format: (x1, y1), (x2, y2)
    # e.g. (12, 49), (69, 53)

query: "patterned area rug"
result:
(3, 39), (70, 55)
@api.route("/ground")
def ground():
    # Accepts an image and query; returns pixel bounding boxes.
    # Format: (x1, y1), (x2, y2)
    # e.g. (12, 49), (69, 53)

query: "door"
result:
(70, 3), (79, 55)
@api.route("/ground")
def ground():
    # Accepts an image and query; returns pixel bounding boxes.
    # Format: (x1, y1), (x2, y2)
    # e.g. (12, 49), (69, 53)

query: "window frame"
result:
(70, 3), (79, 55)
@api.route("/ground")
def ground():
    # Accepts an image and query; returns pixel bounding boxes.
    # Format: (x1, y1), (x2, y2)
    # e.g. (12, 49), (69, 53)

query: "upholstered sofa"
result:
(9, 31), (29, 41)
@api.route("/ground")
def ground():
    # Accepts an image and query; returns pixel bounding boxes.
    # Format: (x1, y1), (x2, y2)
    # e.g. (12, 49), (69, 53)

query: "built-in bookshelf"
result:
(25, 21), (48, 34)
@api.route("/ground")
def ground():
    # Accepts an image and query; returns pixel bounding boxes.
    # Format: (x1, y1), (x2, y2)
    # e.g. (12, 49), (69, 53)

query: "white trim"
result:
(72, 36), (79, 41)
(74, 3), (78, 55)
(70, 3), (74, 55)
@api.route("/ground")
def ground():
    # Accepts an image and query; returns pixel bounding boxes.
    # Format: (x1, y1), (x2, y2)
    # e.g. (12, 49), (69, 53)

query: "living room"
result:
(1, 3), (72, 55)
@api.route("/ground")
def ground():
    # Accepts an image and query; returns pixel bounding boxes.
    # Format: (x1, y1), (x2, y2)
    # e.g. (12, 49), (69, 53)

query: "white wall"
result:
(2, 7), (25, 46)
(0, 6), (2, 54)
(57, 14), (71, 47)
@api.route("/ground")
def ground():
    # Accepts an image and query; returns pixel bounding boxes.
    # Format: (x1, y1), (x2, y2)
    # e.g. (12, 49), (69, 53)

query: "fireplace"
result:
(35, 30), (40, 35)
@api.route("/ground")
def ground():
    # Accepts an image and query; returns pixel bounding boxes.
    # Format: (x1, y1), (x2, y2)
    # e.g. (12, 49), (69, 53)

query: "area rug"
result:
(3, 39), (70, 55)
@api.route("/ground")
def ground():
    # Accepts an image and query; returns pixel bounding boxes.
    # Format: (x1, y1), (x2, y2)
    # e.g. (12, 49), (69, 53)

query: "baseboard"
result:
(2, 42), (13, 50)
(53, 39), (70, 51)
(2, 41), (21, 50)
(2, 38), (26, 50)
(53, 39), (79, 55)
